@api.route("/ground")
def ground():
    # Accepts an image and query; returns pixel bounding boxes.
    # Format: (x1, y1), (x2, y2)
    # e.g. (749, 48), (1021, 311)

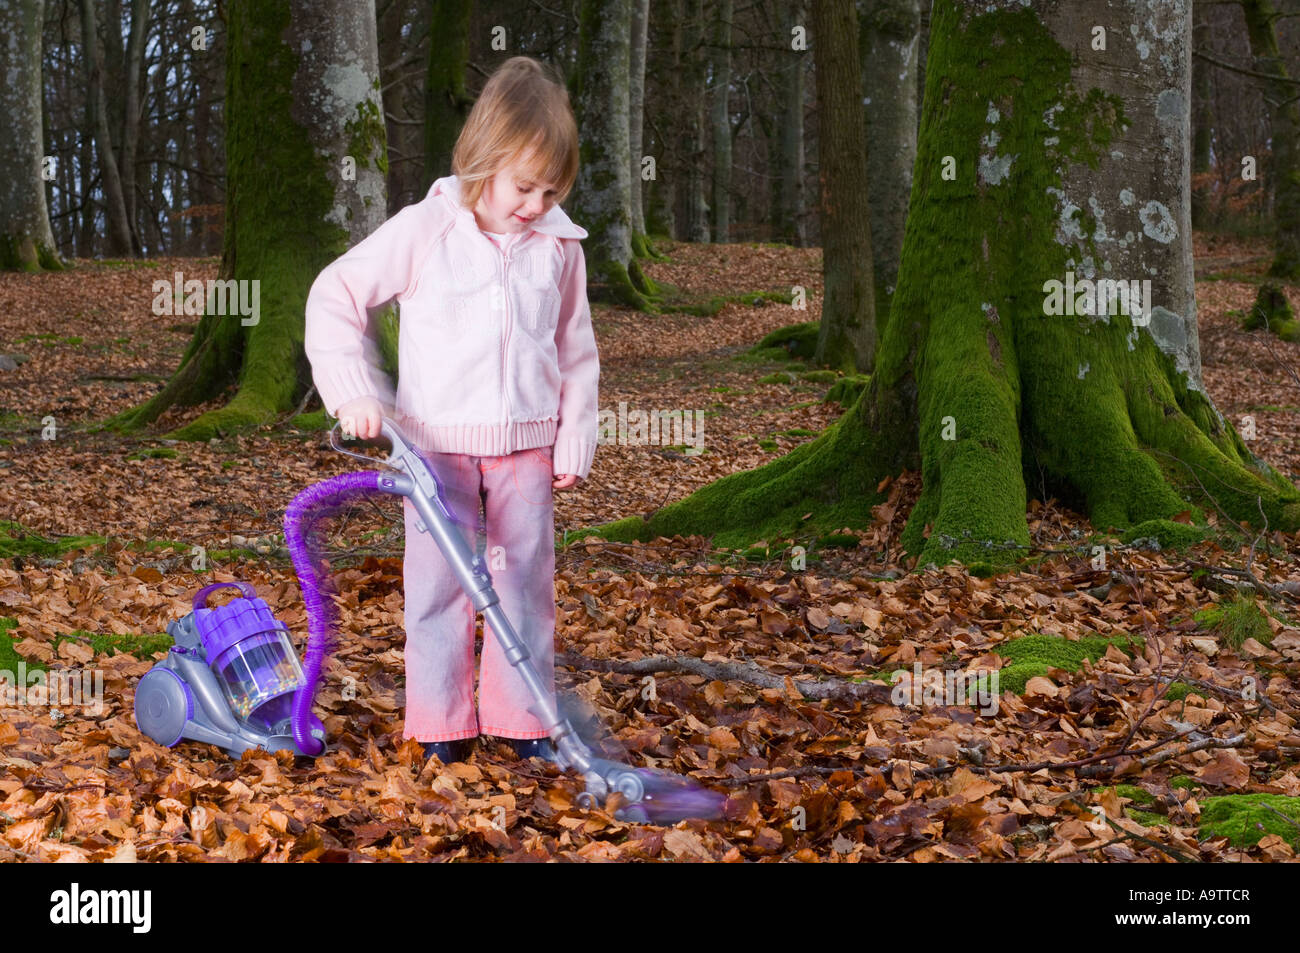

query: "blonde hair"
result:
(452, 57), (579, 211)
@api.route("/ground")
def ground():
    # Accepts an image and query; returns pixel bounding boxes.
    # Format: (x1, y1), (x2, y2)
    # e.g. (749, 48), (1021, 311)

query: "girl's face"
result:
(473, 156), (559, 233)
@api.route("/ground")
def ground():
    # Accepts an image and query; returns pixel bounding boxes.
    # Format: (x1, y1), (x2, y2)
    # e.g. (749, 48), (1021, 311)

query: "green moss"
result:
(994, 631), (1143, 694)
(0, 618), (35, 672)
(1164, 680), (1191, 701)
(800, 370), (839, 384)
(757, 371), (797, 385)
(126, 448), (180, 461)
(739, 346), (796, 363)
(1240, 283), (1298, 341)
(1194, 593), (1272, 650)
(1170, 776), (1201, 791)
(0, 520), (107, 559)
(824, 374), (871, 408)
(344, 96), (389, 177)
(1112, 784), (1155, 805)
(775, 428), (819, 437)
(290, 409), (333, 431)
(1130, 810), (1171, 828)
(1199, 794), (1300, 849)
(52, 629), (172, 660)
(1120, 519), (1206, 550)
(757, 439), (779, 452)
(753, 321), (821, 359)
(815, 533), (859, 549)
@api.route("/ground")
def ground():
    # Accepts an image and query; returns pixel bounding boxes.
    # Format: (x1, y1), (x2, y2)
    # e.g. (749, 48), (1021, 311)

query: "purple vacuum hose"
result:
(283, 471), (386, 755)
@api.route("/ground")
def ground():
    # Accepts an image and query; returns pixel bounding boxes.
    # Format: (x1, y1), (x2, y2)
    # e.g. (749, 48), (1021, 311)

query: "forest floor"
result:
(0, 232), (1298, 862)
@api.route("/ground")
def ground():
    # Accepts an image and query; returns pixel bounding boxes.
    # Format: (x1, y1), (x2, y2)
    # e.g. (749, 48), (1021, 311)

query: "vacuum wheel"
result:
(134, 667), (194, 747)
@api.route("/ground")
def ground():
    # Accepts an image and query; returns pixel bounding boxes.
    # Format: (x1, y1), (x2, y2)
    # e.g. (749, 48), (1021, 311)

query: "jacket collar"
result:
(427, 174), (588, 240)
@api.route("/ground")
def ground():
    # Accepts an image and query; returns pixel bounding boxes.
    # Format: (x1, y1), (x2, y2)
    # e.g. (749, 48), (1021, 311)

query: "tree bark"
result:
(0, 0), (63, 271)
(121, 0), (149, 254)
(1190, 0), (1214, 228)
(772, 0), (807, 246)
(644, 0), (680, 239)
(628, 0), (651, 236)
(1239, 0), (1300, 278)
(423, 0), (472, 196)
(810, 0), (877, 373)
(682, 0), (711, 243)
(80, 0), (135, 257)
(102, 0), (389, 441)
(710, 0), (733, 243)
(590, 0), (1300, 565)
(859, 0), (921, 321)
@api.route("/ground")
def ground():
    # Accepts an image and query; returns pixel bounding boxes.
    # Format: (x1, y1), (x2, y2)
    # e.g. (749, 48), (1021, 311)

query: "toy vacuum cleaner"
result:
(135, 417), (724, 825)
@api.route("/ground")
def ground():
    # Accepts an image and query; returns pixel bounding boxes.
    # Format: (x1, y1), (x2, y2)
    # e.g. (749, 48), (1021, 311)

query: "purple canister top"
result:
(192, 582), (292, 663)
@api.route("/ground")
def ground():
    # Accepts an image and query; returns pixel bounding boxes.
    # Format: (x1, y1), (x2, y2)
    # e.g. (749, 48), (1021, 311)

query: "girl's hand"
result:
(337, 396), (383, 440)
(553, 474), (581, 490)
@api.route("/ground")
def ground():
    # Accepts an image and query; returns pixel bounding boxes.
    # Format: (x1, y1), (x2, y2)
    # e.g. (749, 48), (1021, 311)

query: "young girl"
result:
(303, 56), (599, 764)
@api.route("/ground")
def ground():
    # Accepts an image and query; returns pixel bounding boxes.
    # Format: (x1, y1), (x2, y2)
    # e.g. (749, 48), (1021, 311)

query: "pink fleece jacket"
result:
(304, 174), (600, 480)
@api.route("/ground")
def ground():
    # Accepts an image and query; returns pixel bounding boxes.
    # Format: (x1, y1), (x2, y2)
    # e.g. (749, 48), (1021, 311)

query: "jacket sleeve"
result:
(304, 203), (429, 418)
(551, 238), (600, 480)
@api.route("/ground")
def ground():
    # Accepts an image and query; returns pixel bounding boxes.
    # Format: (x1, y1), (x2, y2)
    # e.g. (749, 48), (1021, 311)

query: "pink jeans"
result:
(401, 445), (556, 742)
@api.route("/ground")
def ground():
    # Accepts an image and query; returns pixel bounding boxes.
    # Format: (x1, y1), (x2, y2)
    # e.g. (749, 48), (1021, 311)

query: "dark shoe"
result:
(422, 738), (475, 764)
(495, 736), (555, 761)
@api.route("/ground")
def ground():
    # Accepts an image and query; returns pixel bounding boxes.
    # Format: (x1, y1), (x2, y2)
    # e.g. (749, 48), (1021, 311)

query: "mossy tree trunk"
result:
(594, 0), (1300, 565)
(100, 0), (389, 442)
(572, 0), (658, 308)
(810, 0), (877, 373)
(0, 0), (63, 272)
(859, 0), (920, 322)
(422, 0), (472, 194)
(1240, 0), (1300, 279)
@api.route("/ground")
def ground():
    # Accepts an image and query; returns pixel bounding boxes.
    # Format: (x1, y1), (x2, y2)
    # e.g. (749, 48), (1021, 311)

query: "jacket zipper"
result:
(500, 237), (514, 433)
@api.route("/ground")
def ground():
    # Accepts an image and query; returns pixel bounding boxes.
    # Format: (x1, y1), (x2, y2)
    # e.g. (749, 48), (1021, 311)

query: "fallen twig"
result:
(555, 651), (893, 703)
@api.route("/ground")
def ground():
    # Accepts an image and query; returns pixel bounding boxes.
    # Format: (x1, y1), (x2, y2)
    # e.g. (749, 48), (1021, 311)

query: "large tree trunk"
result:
(810, 0), (876, 373)
(0, 0), (63, 271)
(422, 0), (472, 195)
(80, 0), (135, 257)
(859, 0), (920, 321)
(1240, 0), (1300, 279)
(593, 0), (1300, 563)
(573, 0), (656, 307)
(102, 0), (388, 441)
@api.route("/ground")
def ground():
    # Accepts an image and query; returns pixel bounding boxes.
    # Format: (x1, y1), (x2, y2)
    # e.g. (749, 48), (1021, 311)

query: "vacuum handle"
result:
(192, 581), (257, 612)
